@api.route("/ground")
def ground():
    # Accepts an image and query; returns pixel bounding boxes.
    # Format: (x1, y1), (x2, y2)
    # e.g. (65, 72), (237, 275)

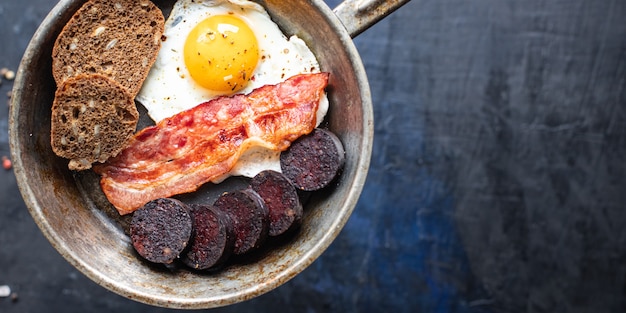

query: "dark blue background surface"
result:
(1, 0), (625, 312)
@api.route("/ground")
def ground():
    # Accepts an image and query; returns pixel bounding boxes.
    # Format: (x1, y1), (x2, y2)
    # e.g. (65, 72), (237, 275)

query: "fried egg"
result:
(136, 0), (328, 180)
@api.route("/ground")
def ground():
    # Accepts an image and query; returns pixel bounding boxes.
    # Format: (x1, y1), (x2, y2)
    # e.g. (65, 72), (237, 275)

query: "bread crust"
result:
(51, 0), (165, 96)
(50, 74), (138, 171)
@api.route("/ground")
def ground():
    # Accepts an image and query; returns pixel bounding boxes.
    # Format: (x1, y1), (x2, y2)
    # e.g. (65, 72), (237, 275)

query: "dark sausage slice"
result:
(280, 128), (345, 191)
(181, 204), (235, 270)
(130, 198), (192, 264)
(250, 170), (303, 237)
(213, 189), (269, 255)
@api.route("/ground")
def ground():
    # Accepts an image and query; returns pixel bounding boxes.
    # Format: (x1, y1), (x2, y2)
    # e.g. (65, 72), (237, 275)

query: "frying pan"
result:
(9, 0), (409, 309)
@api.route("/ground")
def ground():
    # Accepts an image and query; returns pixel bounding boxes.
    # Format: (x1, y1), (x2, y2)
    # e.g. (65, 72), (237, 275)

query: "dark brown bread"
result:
(50, 74), (138, 170)
(51, 0), (164, 96)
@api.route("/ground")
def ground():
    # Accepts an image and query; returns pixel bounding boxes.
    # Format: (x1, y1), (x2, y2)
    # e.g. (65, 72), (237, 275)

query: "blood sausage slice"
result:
(280, 128), (345, 191)
(130, 198), (192, 264)
(181, 204), (235, 270)
(94, 73), (329, 215)
(250, 170), (303, 236)
(213, 189), (269, 255)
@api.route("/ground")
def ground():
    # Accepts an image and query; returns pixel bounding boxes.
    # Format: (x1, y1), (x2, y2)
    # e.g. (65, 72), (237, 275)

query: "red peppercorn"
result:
(2, 156), (12, 170)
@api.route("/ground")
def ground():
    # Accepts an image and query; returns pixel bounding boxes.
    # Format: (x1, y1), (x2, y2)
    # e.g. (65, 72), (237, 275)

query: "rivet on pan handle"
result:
(333, 0), (412, 38)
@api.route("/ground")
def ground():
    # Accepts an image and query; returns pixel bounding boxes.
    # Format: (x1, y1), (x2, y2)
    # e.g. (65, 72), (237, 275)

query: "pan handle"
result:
(333, 0), (411, 38)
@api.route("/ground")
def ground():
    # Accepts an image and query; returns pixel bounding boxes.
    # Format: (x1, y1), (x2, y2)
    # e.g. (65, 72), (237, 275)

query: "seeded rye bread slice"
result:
(51, 74), (139, 171)
(51, 0), (165, 96)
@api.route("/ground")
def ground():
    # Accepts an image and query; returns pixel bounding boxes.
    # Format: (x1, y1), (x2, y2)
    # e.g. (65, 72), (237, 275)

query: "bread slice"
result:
(51, 0), (164, 96)
(51, 74), (139, 171)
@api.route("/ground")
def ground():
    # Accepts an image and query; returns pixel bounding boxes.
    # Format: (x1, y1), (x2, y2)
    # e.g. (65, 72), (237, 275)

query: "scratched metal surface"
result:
(1, 0), (625, 312)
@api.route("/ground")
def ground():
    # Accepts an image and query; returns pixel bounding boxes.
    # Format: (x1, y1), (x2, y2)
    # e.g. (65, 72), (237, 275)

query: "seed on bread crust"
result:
(50, 74), (138, 170)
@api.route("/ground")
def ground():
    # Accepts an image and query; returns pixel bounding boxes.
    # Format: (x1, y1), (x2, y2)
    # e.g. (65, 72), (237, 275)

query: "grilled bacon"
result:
(94, 73), (329, 215)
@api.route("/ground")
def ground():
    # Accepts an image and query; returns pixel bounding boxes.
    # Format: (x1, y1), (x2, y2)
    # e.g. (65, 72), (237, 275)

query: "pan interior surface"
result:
(9, 0), (373, 309)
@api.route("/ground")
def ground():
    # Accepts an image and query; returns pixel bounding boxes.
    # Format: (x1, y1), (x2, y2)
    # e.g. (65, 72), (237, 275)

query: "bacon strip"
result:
(93, 73), (329, 215)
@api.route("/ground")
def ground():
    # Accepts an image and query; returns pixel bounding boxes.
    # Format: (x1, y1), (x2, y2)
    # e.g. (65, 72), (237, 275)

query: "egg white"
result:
(136, 0), (329, 180)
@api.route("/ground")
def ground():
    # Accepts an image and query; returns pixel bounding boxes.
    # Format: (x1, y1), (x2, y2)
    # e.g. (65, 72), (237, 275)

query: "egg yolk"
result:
(184, 15), (259, 93)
